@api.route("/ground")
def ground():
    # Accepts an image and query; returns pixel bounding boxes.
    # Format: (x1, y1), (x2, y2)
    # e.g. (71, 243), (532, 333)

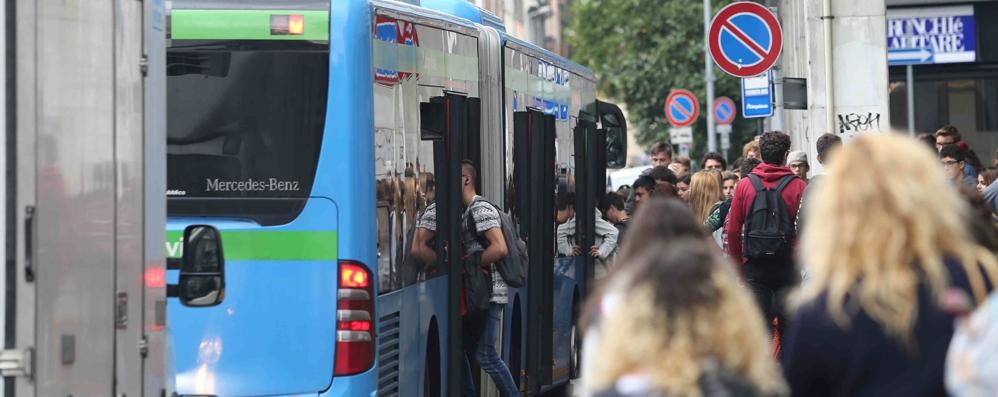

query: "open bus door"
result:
(573, 114), (598, 293)
(422, 91), (476, 397)
(513, 108), (556, 393)
(571, 100), (627, 292)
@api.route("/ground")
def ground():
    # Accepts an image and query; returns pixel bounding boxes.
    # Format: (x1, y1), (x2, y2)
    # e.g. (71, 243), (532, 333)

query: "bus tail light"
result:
(335, 260), (374, 375)
(270, 14), (304, 36)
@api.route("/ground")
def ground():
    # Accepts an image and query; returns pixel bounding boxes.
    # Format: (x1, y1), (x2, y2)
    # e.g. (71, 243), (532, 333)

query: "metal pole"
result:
(822, 0), (835, 134)
(704, 0), (716, 153)
(906, 64), (915, 136)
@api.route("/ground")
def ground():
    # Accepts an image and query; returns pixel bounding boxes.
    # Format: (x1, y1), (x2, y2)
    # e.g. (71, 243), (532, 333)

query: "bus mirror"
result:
(605, 127), (627, 169)
(178, 225), (226, 307)
(597, 100), (628, 169)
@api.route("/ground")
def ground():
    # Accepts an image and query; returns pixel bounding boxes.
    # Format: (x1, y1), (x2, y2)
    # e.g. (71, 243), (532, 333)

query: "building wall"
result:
(776, 0), (890, 174)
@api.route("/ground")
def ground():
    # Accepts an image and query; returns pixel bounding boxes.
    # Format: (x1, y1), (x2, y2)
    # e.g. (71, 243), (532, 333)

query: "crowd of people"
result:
(414, 125), (998, 397)
(581, 127), (998, 397)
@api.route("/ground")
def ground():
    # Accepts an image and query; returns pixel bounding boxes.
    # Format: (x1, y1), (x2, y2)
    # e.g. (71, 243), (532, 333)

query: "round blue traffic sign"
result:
(708, 2), (783, 78)
(713, 97), (736, 125)
(665, 90), (699, 128)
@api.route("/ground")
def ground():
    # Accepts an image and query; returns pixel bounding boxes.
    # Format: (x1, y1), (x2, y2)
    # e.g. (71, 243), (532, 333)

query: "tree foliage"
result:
(567, 0), (758, 162)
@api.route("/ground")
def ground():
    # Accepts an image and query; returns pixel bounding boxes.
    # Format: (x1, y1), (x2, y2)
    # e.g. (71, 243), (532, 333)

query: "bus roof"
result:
(417, 0), (506, 32)
(503, 34), (596, 82)
(414, 0), (596, 82)
(372, 0), (485, 37)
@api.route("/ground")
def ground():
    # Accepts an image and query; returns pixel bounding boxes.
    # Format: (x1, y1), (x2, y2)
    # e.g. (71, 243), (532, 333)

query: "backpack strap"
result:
(747, 174), (765, 192)
(774, 174), (796, 194)
(465, 197), (491, 248)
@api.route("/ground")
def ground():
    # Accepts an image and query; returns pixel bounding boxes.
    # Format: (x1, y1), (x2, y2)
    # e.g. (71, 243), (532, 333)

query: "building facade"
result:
(469, 0), (572, 57)
(887, 0), (998, 166)
(775, 0), (891, 174)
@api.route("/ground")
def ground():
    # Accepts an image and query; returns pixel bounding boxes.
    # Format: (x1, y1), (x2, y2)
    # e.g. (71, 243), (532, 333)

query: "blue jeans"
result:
(461, 304), (521, 397)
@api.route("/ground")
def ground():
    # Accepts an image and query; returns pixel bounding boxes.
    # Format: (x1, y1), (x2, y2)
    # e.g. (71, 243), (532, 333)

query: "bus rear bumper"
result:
(319, 368), (377, 397)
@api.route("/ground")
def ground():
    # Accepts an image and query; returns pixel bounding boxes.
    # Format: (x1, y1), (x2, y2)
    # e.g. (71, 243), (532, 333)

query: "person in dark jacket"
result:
(625, 165), (677, 214)
(940, 144), (976, 187)
(935, 125), (982, 179)
(725, 132), (807, 340)
(782, 133), (997, 397)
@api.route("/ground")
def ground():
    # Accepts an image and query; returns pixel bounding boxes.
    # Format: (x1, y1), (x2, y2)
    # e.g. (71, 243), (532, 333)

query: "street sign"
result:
(718, 124), (732, 150)
(713, 97), (736, 125)
(886, 5), (975, 66)
(887, 48), (933, 65)
(741, 71), (772, 118)
(665, 89), (699, 128)
(708, 1), (783, 78)
(669, 127), (693, 145)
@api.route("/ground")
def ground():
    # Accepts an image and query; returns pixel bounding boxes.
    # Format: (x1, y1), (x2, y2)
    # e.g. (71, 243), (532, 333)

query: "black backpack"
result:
(743, 174), (796, 260)
(466, 198), (529, 288)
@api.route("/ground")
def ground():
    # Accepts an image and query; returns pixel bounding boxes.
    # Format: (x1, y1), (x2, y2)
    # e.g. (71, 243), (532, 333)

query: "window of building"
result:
(889, 75), (998, 163)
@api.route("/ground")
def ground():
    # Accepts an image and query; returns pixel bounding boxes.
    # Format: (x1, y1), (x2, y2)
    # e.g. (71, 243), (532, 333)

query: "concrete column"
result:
(777, 0), (890, 174)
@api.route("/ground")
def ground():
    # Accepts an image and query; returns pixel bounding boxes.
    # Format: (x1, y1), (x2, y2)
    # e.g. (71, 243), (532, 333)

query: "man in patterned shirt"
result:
(412, 161), (517, 396)
(458, 160), (519, 397)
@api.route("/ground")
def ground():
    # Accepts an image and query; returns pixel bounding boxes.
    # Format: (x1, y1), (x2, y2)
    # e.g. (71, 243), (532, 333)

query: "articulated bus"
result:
(164, 1), (627, 396)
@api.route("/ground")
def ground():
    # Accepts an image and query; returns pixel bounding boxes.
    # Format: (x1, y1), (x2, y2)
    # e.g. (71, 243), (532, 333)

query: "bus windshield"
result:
(166, 42), (329, 225)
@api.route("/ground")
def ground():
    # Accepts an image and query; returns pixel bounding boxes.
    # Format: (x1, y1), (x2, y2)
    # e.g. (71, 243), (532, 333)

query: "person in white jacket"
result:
(557, 208), (619, 279)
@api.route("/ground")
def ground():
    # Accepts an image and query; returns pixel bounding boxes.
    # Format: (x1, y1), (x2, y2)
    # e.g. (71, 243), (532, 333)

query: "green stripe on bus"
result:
(166, 230), (337, 261)
(170, 9), (329, 41)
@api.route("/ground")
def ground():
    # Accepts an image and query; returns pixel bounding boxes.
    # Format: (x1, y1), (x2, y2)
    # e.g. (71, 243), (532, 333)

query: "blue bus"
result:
(164, 1), (627, 396)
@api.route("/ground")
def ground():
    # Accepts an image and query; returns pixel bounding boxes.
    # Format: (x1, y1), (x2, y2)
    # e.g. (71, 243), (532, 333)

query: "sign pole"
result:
(906, 64), (915, 136)
(704, 0), (716, 153)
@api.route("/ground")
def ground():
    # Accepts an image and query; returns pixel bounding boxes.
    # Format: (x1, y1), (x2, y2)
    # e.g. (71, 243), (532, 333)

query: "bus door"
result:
(514, 108), (556, 393)
(422, 91), (479, 397)
(466, 97), (482, 193)
(573, 115), (598, 292)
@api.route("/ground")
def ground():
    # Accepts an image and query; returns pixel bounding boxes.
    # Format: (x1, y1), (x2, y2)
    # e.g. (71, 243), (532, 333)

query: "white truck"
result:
(0, 0), (201, 395)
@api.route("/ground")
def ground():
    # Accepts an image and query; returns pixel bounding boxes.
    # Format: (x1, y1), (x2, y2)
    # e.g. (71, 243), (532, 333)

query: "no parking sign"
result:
(708, 2), (783, 78)
(713, 97), (736, 125)
(664, 90), (699, 129)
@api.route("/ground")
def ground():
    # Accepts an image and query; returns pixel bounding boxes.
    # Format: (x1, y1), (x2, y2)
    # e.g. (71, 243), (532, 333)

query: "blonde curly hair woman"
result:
(587, 239), (787, 397)
(782, 133), (997, 397)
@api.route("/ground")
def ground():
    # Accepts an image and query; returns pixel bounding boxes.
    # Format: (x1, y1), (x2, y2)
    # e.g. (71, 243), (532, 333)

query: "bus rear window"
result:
(166, 43), (329, 224)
